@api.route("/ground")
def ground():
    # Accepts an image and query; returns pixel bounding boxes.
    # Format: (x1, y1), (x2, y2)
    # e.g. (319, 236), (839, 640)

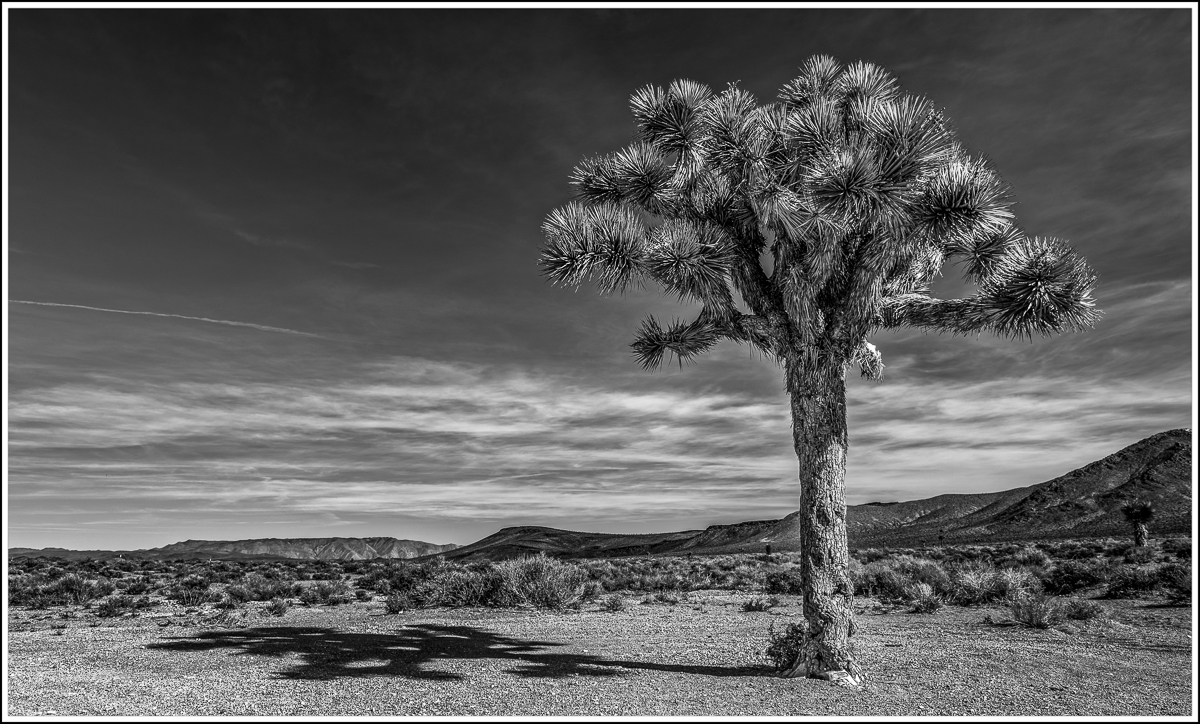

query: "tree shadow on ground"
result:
(145, 624), (767, 681)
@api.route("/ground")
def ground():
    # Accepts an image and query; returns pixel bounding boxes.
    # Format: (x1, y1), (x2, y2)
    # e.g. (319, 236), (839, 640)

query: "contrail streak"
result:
(10, 300), (321, 337)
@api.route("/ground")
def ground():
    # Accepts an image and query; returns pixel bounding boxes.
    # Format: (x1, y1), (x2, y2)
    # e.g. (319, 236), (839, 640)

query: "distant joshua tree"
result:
(1122, 500), (1154, 547)
(539, 56), (1099, 685)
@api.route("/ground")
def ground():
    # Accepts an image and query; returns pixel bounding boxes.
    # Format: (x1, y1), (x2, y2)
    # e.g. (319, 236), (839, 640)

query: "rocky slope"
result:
(439, 428), (1194, 559)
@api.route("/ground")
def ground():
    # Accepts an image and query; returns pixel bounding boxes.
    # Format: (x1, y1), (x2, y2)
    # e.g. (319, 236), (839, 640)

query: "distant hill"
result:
(10, 429), (1191, 563)
(441, 428), (1194, 560)
(8, 537), (458, 562)
(846, 427), (1192, 547)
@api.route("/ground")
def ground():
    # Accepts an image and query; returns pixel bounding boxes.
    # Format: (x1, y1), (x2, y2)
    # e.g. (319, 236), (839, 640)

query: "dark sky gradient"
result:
(6, 9), (1194, 550)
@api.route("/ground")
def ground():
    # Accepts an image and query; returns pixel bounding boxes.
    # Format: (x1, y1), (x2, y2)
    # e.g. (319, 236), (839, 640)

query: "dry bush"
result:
(764, 621), (808, 671)
(1157, 563), (1191, 603)
(1104, 567), (1161, 599)
(95, 594), (155, 617)
(764, 567), (804, 595)
(907, 582), (943, 613)
(1007, 591), (1064, 629)
(742, 595), (780, 612)
(1039, 559), (1114, 595)
(384, 592), (412, 614)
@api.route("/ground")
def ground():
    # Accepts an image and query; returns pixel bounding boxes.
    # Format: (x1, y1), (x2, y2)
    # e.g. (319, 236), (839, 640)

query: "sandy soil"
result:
(5, 591), (1193, 717)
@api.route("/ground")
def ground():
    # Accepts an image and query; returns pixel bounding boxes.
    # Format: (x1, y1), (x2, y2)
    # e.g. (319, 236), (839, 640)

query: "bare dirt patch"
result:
(6, 591), (1192, 717)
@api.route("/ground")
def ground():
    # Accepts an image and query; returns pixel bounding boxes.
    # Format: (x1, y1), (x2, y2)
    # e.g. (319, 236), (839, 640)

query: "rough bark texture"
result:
(781, 357), (859, 684)
(1134, 523), (1149, 547)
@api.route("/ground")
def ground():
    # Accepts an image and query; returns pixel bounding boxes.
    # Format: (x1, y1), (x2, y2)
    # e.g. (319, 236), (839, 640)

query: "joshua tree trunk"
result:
(1134, 523), (1149, 547)
(780, 357), (859, 684)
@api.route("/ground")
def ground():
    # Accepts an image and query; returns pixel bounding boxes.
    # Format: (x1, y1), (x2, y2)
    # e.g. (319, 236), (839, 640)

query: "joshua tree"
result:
(538, 56), (1099, 684)
(1122, 500), (1154, 547)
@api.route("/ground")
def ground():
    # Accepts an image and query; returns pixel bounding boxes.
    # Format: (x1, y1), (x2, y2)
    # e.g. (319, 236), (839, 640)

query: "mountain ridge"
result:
(8, 536), (458, 562)
(10, 429), (1191, 562)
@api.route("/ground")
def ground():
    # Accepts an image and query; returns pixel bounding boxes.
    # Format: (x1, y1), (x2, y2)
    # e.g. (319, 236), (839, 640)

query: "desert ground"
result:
(6, 587), (1192, 717)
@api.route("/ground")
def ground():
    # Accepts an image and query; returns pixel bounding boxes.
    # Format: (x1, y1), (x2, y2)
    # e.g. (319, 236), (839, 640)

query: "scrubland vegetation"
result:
(8, 537), (1191, 666)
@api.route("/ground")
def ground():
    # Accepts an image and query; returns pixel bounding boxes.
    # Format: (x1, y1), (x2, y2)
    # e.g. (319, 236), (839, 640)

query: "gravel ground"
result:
(6, 591), (1193, 717)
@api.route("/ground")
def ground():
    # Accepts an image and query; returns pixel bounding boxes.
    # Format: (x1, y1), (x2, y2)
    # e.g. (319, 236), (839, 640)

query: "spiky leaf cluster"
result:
(540, 56), (1100, 374)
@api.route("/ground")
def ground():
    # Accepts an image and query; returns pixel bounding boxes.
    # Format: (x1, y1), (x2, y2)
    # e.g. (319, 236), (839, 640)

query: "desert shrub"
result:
(1054, 543), (1101, 560)
(601, 595), (627, 612)
(993, 567), (1043, 600)
(1063, 598), (1104, 621)
(579, 580), (605, 602)
(764, 620), (807, 671)
(355, 588), (372, 602)
(1156, 563), (1191, 603)
(1007, 591), (1064, 629)
(1161, 538), (1191, 560)
(1104, 567), (1161, 598)
(1123, 546), (1156, 565)
(851, 561), (911, 603)
(1104, 542), (1133, 559)
(949, 563), (1000, 605)
(240, 573), (302, 602)
(764, 567), (805, 595)
(95, 594), (151, 617)
(384, 592), (412, 614)
(652, 591), (681, 605)
(999, 547), (1052, 569)
(743, 595), (780, 612)
(119, 576), (152, 595)
(264, 597), (290, 616)
(423, 568), (501, 607)
(223, 584), (252, 603)
(493, 554), (585, 609)
(312, 580), (353, 605)
(168, 577), (219, 607)
(1039, 559), (1113, 595)
(895, 556), (953, 595)
(26, 573), (116, 606)
(907, 582), (943, 613)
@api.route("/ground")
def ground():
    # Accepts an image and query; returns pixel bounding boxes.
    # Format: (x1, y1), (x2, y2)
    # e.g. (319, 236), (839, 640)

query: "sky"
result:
(5, 7), (1195, 551)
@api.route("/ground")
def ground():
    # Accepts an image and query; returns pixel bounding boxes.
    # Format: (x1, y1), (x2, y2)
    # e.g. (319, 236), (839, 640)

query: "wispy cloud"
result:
(10, 300), (321, 337)
(9, 353), (1189, 547)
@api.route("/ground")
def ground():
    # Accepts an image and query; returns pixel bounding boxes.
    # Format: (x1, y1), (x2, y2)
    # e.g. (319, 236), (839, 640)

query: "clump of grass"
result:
(743, 595), (780, 612)
(993, 567), (1043, 601)
(264, 597), (290, 616)
(907, 582), (942, 613)
(1007, 591), (1064, 629)
(949, 563), (999, 605)
(493, 554), (587, 609)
